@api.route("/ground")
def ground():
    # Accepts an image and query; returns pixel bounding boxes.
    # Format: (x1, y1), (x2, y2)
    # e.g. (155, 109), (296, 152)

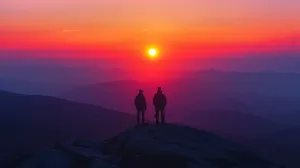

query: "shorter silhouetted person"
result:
(153, 87), (167, 124)
(135, 89), (147, 125)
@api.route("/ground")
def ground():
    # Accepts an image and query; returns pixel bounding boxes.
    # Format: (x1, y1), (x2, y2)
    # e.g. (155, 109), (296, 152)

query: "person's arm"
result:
(153, 94), (156, 106)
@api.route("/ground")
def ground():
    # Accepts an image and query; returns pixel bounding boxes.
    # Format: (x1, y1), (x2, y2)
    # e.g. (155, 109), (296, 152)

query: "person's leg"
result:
(161, 107), (165, 124)
(155, 107), (159, 124)
(137, 109), (140, 125)
(142, 110), (145, 125)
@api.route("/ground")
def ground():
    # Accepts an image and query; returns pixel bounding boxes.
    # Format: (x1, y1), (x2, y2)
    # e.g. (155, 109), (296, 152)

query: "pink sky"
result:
(1, 0), (299, 58)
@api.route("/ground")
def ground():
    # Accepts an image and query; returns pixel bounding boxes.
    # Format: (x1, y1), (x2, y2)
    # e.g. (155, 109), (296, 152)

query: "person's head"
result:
(157, 87), (162, 93)
(139, 89), (143, 94)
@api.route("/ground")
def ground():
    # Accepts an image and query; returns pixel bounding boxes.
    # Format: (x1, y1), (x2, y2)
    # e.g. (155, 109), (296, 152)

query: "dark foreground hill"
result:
(248, 126), (300, 168)
(8, 124), (281, 168)
(0, 91), (135, 162)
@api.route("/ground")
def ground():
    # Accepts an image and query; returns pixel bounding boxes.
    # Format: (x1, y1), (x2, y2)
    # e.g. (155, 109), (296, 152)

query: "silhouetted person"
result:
(135, 89), (147, 125)
(153, 87), (167, 124)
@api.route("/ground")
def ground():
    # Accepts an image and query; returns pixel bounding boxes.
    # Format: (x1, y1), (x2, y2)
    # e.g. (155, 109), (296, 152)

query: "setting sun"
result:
(148, 48), (158, 58)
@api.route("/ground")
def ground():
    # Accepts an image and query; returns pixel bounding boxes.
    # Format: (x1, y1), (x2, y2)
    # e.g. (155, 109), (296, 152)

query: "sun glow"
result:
(148, 48), (158, 59)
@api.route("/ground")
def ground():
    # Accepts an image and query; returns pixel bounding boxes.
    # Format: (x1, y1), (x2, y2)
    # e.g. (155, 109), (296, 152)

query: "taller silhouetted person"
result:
(135, 89), (147, 125)
(153, 87), (167, 124)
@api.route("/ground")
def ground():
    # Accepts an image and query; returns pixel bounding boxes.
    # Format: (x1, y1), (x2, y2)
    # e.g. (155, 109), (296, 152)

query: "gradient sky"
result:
(1, 0), (300, 58)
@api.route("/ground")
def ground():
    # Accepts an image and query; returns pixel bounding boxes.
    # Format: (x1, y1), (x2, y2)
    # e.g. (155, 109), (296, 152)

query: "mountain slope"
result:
(0, 91), (135, 157)
(102, 124), (280, 168)
(247, 126), (300, 168)
(12, 124), (281, 168)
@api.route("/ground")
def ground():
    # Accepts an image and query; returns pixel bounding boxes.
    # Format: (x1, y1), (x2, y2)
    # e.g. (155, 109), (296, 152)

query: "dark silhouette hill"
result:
(0, 90), (135, 160)
(11, 124), (281, 168)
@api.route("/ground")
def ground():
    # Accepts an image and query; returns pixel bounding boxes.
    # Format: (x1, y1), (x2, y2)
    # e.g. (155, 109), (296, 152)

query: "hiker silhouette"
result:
(153, 87), (167, 124)
(135, 89), (147, 125)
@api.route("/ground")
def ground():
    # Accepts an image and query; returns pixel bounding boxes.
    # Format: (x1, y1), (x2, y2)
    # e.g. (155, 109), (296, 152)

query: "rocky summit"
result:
(7, 124), (281, 168)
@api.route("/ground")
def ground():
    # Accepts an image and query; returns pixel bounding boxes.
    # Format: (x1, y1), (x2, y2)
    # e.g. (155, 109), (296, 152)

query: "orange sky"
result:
(1, 0), (300, 58)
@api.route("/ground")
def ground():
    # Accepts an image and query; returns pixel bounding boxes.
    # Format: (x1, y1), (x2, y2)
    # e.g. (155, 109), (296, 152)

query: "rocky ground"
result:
(2, 124), (283, 168)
